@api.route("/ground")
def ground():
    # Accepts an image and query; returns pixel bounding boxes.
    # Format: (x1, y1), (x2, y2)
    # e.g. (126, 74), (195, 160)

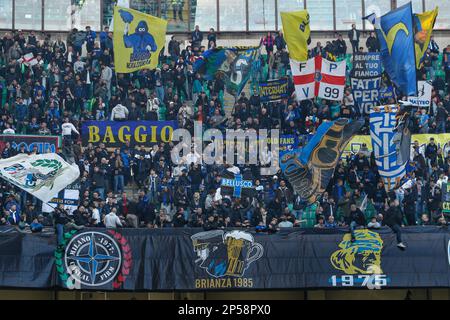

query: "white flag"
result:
(0, 153), (80, 203)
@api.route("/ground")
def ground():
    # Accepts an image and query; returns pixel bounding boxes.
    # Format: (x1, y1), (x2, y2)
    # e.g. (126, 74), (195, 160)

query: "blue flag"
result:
(364, 3), (417, 96)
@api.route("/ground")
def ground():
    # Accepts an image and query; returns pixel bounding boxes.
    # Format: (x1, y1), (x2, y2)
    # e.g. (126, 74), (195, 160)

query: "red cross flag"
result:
(291, 56), (346, 101)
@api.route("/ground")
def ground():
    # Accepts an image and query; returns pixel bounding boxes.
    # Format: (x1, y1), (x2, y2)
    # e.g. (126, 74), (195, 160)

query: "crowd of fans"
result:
(0, 24), (450, 238)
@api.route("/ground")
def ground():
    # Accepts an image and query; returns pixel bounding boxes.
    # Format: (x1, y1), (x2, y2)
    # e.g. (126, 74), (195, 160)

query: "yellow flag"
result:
(280, 10), (310, 61)
(414, 7), (438, 69)
(113, 6), (167, 73)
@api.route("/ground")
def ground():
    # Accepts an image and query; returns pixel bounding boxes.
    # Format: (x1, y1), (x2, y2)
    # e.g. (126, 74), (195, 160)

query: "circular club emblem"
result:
(314, 70), (322, 82)
(64, 231), (122, 287)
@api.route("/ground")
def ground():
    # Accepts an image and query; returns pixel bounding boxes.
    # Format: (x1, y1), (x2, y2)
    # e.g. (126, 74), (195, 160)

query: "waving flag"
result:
(113, 6), (167, 73)
(0, 153), (80, 203)
(291, 56), (346, 101)
(194, 46), (260, 97)
(280, 118), (363, 203)
(364, 3), (417, 96)
(281, 10), (311, 61)
(414, 7), (438, 69)
(370, 105), (411, 191)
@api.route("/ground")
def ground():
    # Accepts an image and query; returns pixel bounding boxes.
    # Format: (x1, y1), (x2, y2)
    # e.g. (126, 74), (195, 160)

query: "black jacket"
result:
(384, 206), (403, 227)
(366, 36), (380, 52)
(350, 208), (366, 226)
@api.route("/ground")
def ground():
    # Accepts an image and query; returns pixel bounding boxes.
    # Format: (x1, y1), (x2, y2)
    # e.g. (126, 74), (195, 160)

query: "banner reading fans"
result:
(259, 78), (289, 103)
(82, 121), (177, 148)
(350, 53), (382, 115)
(113, 6), (167, 73)
(291, 56), (346, 101)
(1, 227), (450, 290)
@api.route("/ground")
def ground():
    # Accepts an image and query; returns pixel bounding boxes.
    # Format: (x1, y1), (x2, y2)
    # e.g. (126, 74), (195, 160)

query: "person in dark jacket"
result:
(402, 187), (417, 225)
(207, 28), (217, 49)
(366, 31), (380, 52)
(191, 25), (203, 48)
(384, 199), (407, 249)
(275, 31), (286, 52)
(349, 203), (366, 242)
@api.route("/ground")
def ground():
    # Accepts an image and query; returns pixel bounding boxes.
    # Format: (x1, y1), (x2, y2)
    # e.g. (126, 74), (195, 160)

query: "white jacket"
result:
(111, 104), (129, 120)
(104, 212), (122, 228)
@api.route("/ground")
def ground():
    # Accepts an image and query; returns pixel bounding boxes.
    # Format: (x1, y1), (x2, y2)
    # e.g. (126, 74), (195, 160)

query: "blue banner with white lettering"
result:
(351, 77), (381, 115)
(350, 53), (382, 79)
(350, 53), (382, 115)
(81, 121), (178, 148)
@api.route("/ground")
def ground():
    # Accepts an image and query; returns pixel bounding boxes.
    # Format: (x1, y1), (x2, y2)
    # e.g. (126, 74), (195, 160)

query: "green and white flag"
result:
(0, 153), (80, 203)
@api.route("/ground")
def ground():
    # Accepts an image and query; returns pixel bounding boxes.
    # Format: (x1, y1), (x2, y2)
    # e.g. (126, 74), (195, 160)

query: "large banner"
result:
(350, 53), (382, 115)
(113, 6), (167, 73)
(81, 121), (177, 148)
(3, 227), (450, 290)
(0, 134), (61, 154)
(259, 78), (289, 103)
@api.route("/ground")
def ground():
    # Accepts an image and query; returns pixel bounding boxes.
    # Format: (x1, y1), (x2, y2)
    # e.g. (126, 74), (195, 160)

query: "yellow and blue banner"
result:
(259, 78), (289, 103)
(81, 121), (177, 148)
(280, 10), (310, 62)
(414, 7), (438, 69)
(113, 6), (167, 73)
(364, 3), (417, 96)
